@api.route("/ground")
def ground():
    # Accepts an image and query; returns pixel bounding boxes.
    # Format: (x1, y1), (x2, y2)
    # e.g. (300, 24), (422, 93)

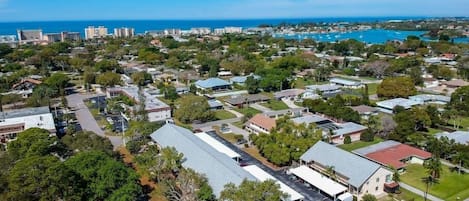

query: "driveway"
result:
(282, 98), (300, 109)
(249, 103), (272, 113)
(66, 92), (123, 149)
(204, 131), (330, 201)
(192, 117), (242, 129)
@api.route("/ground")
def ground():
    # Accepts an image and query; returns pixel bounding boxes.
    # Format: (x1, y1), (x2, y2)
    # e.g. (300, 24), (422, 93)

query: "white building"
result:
(190, 27), (211, 35)
(224, 27), (243, 34)
(0, 107), (56, 143)
(85, 26), (108, 39)
(107, 86), (171, 122)
(114, 27), (135, 38)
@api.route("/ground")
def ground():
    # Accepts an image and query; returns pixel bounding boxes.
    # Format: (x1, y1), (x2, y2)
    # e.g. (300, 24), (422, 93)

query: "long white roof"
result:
(243, 165), (304, 201)
(194, 132), (241, 159)
(290, 165), (347, 197)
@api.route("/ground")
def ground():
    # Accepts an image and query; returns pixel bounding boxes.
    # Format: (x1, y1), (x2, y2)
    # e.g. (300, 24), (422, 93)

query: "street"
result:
(66, 92), (123, 149)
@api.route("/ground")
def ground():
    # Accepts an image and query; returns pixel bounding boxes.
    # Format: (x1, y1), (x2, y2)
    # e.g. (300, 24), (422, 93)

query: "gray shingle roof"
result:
(0, 106), (50, 119)
(291, 115), (330, 125)
(150, 124), (256, 197)
(300, 141), (381, 188)
(333, 122), (368, 137)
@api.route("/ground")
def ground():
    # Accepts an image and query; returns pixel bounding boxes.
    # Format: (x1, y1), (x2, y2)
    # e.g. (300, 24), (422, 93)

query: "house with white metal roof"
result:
(300, 141), (393, 200)
(376, 98), (421, 113)
(194, 132), (241, 161)
(150, 124), (256, 197)
(330, 78), (363, 89)
(435, 131), (469, 145)
(409, 94), (451, 105)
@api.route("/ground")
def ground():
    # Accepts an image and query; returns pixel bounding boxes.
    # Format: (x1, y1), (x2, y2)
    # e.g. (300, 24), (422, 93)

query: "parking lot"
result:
(205, 130), (332, 201)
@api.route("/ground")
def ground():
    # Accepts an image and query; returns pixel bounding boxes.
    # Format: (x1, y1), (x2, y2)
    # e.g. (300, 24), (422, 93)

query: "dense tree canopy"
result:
(377, 77), (417, 98)
(175, 95), (214, 123)
(220, 180), (287, 201)
(450, 86), (469, 116)
(96, 71), (122, 87)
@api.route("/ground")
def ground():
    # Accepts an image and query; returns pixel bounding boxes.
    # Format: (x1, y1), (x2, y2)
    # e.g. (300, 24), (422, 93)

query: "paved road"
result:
(399, 182), (443, 201)
(249, 103), (272, 112)
(205, 131), (331, 201)
(66, 92), (123, 149)
(442, 159), (469, 173)
(192, 117), (242, 129)
(227, 123), (250, 140)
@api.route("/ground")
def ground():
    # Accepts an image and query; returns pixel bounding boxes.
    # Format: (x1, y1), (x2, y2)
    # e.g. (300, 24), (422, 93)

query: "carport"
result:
(290, 166), (347, 201)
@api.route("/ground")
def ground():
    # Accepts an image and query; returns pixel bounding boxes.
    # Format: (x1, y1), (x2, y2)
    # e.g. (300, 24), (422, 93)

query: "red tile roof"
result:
(248, 114), (276, 132)
(365, 144), (432, 169)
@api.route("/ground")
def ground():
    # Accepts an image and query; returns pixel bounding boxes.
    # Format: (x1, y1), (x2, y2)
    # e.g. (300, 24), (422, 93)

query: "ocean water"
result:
(0, 17), (426, 35)
(274, 29), (469, 44)
(1, 17), (467, 44)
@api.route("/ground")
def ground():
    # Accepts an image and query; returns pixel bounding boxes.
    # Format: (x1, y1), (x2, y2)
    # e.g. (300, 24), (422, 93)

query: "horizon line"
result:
(1, 15), (466, 23)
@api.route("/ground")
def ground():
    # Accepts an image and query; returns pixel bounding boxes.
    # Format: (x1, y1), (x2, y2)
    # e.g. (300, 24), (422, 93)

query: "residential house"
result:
(107, 86), (171, 122)
(435, 131), (469, 145)
(229, 74), (261, 85)
(329, 78), (363, 89)
(195, 78), (232, 93)
(150, 124), (256, 197)
(304, 84), (342, 98)
(409, 94), (451, 105)
(225, 94), (270, 108)
(274, 89), (305, 100)
(353, 140), (431, 171)
(208, 99), (224, 110)
(376, 98), (421, 114)
(292, 115), (367, 144)
(350, 105), (379, 120)
(246, 114), (276, 134)
(300, 141), (394, 200)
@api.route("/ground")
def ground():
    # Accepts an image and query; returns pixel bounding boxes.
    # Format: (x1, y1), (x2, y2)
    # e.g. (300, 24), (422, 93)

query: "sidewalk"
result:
(398, 182), (443, 201)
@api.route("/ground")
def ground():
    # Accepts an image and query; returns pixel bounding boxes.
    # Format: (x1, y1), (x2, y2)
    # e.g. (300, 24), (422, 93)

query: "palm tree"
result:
(422, 175), (439, 201)
(424, 156), (442, 179)
(452, 152), (468, 175)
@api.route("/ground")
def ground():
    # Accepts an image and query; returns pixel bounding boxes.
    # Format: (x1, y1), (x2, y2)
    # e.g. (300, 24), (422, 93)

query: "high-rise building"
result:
(17, 29), (43, 44)
(190, 27), (211, 35)
(224, 27), (243, 34)
(164, 29), (181, 36)
(84, 26), (108, 39)
(43, 32), (81, 42)
(114, 27), (135, 38)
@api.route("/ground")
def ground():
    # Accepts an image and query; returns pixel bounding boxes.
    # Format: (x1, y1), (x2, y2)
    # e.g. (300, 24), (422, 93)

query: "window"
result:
(376, 186), (379, 191)
(386, 175), (392, 183)
(376, 178), (379, 183)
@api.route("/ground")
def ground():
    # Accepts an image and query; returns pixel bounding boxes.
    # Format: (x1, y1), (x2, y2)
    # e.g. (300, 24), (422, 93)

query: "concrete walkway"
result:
(249, 103), (272, 112)
(67, 92), (123, 149)
(399, 182), (443, 201)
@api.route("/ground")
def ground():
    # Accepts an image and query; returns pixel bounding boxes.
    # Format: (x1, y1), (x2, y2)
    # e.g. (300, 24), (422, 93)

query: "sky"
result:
(0, 0), (468, 22)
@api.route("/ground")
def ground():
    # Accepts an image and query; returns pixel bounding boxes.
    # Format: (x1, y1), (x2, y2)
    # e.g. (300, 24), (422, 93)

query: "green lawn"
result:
(425, 128), (444, 135)
(338, 138), (384, 152)
(366, 83), (379, 95)
(214, 110), (236, 120)
(294, 78), (327, 89)
(401, 164), (469, 200)
(260, 99), (289, 111)
(232, 121), (245, 129)
(234, 107), (261, 117)
(461, 117), (469, 129)
(380, 188), (424, 201)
